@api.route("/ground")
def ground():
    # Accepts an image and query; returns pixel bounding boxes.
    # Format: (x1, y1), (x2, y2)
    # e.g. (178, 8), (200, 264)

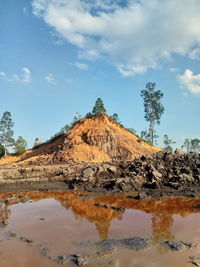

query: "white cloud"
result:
(170, 67), (179, 73)
(178, 69), (200, 95)
(0, 67), (31, 83)
(78, 49), (100, 61)
(189, 48), (200, 60)
(32, 0), (200, 76)
(73, 61), (89, 70)
(21, 67), (31, 83)
(44, 73), (56, 84)
(0, 72), (6, 77)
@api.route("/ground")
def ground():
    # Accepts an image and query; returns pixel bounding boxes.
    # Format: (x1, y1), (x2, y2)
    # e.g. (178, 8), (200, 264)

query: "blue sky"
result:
(1, 0), (200, 149)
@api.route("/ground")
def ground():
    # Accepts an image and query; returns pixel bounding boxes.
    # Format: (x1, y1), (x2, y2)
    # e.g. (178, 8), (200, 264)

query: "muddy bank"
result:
(0, 151), (199, 198)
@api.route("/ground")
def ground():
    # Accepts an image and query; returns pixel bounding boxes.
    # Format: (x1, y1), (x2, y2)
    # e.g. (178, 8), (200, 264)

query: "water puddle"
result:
(0, 191), (200, 266)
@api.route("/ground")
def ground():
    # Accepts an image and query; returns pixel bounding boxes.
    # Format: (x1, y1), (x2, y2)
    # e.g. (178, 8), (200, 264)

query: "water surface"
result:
(0, 191), (200, 266)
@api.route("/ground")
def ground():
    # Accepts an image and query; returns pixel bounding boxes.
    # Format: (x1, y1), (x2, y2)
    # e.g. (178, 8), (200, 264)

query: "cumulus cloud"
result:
(178, 69), (200, 95)
(32, 0), (200, 76)
(73, 61), (88, 70)
(44, 73), (56, 84)
(0, 67), (31, 83)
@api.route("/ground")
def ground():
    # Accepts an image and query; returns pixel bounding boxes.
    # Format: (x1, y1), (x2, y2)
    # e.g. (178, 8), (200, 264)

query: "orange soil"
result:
(0, 114), (161, 165)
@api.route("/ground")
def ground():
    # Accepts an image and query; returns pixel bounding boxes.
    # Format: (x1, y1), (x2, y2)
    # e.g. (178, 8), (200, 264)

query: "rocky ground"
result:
(0, 150), (199, 198)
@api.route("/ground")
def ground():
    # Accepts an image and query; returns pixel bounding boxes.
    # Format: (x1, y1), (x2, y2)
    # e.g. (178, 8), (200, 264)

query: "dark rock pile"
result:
(67, 150), (200, 194)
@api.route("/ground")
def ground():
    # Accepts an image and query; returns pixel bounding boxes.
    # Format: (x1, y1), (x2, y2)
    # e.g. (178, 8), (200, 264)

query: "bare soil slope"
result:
(1, 114), (161, 164)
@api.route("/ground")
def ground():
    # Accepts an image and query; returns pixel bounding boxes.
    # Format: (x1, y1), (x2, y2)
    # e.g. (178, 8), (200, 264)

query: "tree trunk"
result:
(149, 120), (154, 145)
(4, 144), (7, 157)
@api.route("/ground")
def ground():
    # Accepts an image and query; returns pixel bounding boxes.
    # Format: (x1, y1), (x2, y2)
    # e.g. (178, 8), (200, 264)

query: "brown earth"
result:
(0, 114), (160, 165)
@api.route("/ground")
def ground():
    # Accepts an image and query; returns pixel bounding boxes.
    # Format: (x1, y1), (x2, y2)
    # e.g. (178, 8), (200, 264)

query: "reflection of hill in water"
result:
(1, 191), (200, 242)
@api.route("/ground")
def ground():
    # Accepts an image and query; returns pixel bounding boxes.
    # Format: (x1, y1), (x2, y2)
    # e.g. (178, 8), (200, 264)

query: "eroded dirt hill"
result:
(2, 114), (160, 164)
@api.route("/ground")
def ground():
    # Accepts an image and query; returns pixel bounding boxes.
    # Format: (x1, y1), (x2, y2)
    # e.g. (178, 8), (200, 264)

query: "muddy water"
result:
(0, 191), (200, 266)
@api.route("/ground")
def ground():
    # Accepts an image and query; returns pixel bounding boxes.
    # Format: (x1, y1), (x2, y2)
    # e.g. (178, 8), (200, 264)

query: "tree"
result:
(33, 138), (42, 148)
(92, 98), (106, 115)
(0, 144), (5, 158)
(190, 138), (200, 153)
(111, 113), (120, 124)
(71, 112), (81, 126)
(181, 138), (191, 153)
(60, 124), (70, 134)
(85, 112), (93, 119)
(15, 136), (27, 155)
(141, 83), (164, 145)
(140, 130), (151, 143)
(0, 111), (15, 156)
(163, 134), (176, 152)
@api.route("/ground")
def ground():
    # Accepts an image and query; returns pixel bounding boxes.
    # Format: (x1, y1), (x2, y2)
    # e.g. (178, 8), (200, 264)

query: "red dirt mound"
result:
(6, 114), (161, 164)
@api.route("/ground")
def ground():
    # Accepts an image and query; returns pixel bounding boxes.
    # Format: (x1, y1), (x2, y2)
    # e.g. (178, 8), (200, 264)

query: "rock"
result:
(56, 255), (69, 264)
(82, 168), (95, 178)
(189, 256), (200, 266)
(132, 175), (145, 190)
(175, 149), (186, 155)
(152, 170), (162, 180)
(134, 192), (150, 200)
(162, 240), (185, 251)
(97, 237), (151, 251)
(71, 254), (88, 266)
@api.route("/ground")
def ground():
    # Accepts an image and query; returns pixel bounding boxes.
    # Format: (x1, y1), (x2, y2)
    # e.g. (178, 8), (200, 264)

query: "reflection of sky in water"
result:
(0, 191), (200, 254)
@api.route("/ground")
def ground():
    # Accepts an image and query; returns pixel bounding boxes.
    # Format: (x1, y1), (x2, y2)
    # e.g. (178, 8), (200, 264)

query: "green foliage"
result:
(111, 113), (120, 124)
(181, 138), (191, 152)
(163, 134), (176, 152)
(190, 138), (200, 153)
(33, 138), (42, 149)
(85, 112), (94, 119)
(92, 98), (107, 115)
(15, 136), (27, 155)
(140, 130), (151, 144)
(0, 144), (5, 158)
(141, 83), (164, 145)
(0, 111), (15, 156)
(60, 124), (70, 134)
(71, 112), (82, 126)
(181, 138), (200, 153)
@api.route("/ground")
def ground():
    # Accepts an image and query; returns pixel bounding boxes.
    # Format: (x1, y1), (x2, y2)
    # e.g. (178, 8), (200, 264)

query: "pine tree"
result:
(111, 113), (120, 124)
(92, 98), (106, 114)
(0, 111), (14, 156)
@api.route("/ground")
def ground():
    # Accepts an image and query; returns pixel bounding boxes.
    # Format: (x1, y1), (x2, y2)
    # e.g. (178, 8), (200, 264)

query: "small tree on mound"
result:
(92, 98), (107, 115)
(163, 134), (176, 152)
(15, 136), (27, 155)
(111, 113), (120, 124)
